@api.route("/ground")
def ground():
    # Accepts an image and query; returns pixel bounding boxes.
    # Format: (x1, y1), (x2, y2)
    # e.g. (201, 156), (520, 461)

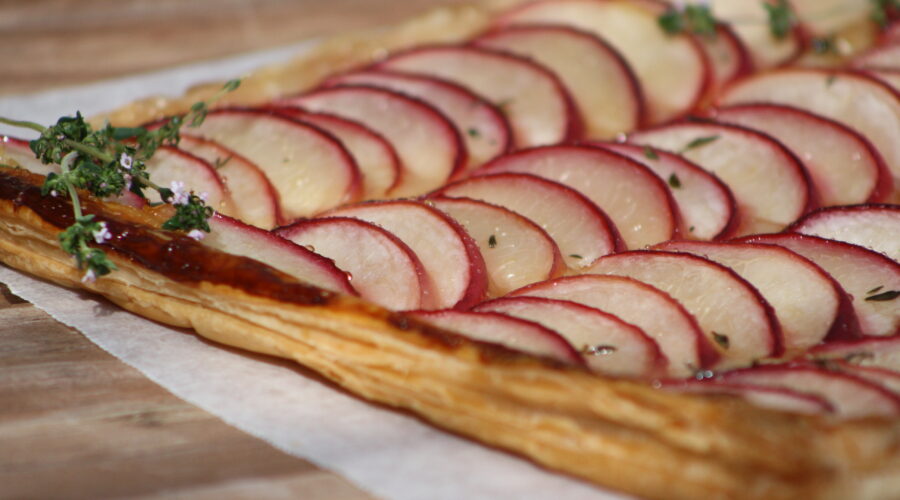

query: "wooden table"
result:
(0, 1), (465, 497)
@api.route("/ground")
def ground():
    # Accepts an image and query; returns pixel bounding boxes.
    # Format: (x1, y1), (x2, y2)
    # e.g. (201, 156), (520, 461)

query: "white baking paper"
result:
(0, 45), (624, 500)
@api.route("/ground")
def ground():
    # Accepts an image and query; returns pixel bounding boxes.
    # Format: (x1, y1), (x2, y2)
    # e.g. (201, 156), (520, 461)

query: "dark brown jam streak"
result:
(0, 170), (333, 306)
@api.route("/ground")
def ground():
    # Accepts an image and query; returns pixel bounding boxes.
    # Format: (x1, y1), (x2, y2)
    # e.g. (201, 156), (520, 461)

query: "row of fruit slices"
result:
(3, 0), (899, 419)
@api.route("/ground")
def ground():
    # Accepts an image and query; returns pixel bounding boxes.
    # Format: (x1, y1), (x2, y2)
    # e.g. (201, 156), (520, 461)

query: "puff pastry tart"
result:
(2, 1), (900, 498)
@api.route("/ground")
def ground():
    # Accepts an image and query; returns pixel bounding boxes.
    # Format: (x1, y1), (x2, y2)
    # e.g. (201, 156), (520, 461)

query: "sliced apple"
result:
(719, 69), (900, 194)
(853, 42), (900, 70)
(790, 0), (873, 38)
(654, 240), (856, 352)
(694, 0), (803, 69)
(629, 121), (814, 236)
(203, 213), (355, 295)
(325, 200), (487, 310)
(864, 68), (900, 93)
(477, 145), (677, 249)
(739, 233), (900, 337)
(433, 172), (623, 270)
(697, 24), (752, 91)
(714, 103), (893, 205)
(280, 85), (463, 198)
(324, 70), (511, 172)
(276, 217), (429, 311)
(427, 196), (564, 297)
(376, 45), (580, 147)
(719, 363), (900, 418)
(474, 296), (665, 378)
(474, 23), (644, 138)
(408, 310), (584, 366)
(272, 107), (401, 200)
(663, 380), (834, 415)
(584, 250), (782, 367)
(176, 135), (281, 229)
(0, 135), (144, 208)
(789, 204), (900, 262)
(0, 136), (56, 176)
(809, 336), (900, 372)
(598, 142), (737, 240)
(494, 0), (709, 124)
(509, 274), (716, 376)
(180, 109), (361, 220)
(143, 146), (233, 214)
(825, 360), (900, 396)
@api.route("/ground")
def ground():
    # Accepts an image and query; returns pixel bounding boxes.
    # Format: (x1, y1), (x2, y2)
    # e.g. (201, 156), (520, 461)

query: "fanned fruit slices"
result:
(5, 1), (900, 489)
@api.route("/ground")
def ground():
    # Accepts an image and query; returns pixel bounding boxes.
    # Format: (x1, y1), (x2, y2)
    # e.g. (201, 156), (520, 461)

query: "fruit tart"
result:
(1, 1), (900, 498)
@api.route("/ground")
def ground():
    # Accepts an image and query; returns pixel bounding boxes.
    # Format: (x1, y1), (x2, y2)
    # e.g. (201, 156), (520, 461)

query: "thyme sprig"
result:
(0, 79), (240, 282)
(659, 3), (719, 38)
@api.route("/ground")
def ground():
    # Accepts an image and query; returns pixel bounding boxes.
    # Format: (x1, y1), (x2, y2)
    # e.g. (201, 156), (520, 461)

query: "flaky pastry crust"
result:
(3, 2), (900, 499)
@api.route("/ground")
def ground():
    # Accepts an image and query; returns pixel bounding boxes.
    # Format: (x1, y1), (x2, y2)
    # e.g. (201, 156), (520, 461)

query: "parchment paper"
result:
(0, 45), (624, 500)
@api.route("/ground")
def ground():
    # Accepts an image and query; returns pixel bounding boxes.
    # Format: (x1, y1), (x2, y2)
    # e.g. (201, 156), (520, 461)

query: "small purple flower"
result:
(81, 268), (97, 284)
(169, 181), (190, 205)
(119, 153), (133, 170)
(92, 222), (112, 244)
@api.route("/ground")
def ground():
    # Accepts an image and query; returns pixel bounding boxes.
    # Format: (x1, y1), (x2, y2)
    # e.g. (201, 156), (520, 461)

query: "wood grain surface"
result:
(0, 0), (462, 498)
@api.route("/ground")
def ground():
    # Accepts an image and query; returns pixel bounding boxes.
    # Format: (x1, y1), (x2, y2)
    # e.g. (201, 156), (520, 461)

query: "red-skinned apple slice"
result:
(280, 85), (464, 197)
(809, 336), (900, 371)
(789, 204), (900, 262)
(176, 135), (281, 229)
(143, 146), (234, 215)
(474, 24), (644, 138)
(180, 109), (361, 219)
(629, 121), (814, 236)
(598, 142), (737, 240)
(738, 233), (900, 337)
(583, 250), (782, 367)
(693, 0), (803, 69)
(272, 108), (401, 199)
(719, 363), (900, 418)
(275, 217), (429, 311)
(477, 145), (678, 249)
(432, 172), (623, 270)
(509, 275), (716, 376)
(427, 196), (564, 297)
(408, 310), (584, 366)
(375, 45), (580, 147)
(0, 136), (145, 208)
(474, 296), (665, 378)
(864, 68), (900, 93)
(719, 69), (900, 194)
(662, 380), (835, 415)
(0, 136), (55, 176)
(790, 0), (873, 38)
(697, 24), (753, 91)
(494, 0), (710, 124)
(654, 240), (857, 352)
(324, 70), (511, 172)
(713, 103), (893, 205)
(203, 213), (355, 295)
(325, 200), (487, 310)
(827, 361), (900, 396)
(853, 42), (900, 70)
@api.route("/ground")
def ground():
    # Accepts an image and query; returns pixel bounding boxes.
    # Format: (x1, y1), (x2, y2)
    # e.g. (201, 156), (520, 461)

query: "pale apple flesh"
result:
(477, 145), (678, 249)
(408, 310), (585, 366)
(427, 196), (564, 298)
(509, 274), (717, 377)
(276, 216), (429, 311)
(474, 296), (666, 378)
(377, 45), (580, 147)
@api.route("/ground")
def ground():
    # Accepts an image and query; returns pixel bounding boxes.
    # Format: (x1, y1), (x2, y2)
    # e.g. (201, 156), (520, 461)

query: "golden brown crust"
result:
(2, 167), (900, 500)
(4, 3), (900, 498)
